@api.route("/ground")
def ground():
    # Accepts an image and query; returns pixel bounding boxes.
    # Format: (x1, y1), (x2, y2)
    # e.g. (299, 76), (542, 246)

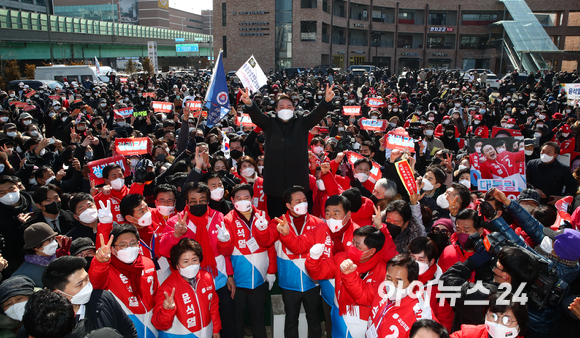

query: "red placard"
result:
(14, 102), (28, 108)
(553, 196), (574, 228)
(367, 97), (386, 107)
(395, 160), (418, 195)
(114, 137), (151, 156)
(114, 107), (134, 119)
(49, 95), (60, 100)
(151, 101), (173, 113)
(345, 151), (382, 183)
(143, 92), (156, 98)
(360, 118), (387, 131)
(235, 113), (256, 127)
(384, 127), (415, 153)
(342, 106), (361, 115)
(491, 127), (523, 139)
(25, 90), (36, 98)
(120, 77), (128, 83)
(23, 105), (36, 111)
(87, 155), (130, 185)
(186, 101), (202, 111)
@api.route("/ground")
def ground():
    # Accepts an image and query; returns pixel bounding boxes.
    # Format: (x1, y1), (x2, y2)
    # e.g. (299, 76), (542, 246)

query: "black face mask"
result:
(189, 204), (208, 217)
(427, 232), (449, 255)
(257, 135), (265, 143)
(432, 157), (442, 165)
(387, 222), (402, 239)
(209, 142), (220, 154)
(167, 139), (175, 148)
(44, 201), (61, 215)
(155, 154), (167, 162)
(230, 149), (243, 160)
(195, 136), (205, 144)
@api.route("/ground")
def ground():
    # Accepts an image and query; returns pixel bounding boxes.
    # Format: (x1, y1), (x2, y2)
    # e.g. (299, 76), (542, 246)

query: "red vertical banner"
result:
(395, 160), (417, 195)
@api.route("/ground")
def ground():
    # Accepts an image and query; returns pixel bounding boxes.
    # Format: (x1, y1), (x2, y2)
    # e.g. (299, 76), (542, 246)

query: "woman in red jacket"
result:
(450, 292), (527, 338)
(236, 156), (267, 212)
(152, 238), (221, 338)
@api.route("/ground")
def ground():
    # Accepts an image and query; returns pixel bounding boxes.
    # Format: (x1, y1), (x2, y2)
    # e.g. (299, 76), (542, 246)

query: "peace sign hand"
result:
(275, 214), (290, 236)
(372, 205), (383, 229)
(216, 222), (230, 242)
(96, 234), (114, 263)
(238, 88), (252, 106)
(163, 288), (176, 310)
(97, 200), (113, 224)
(449, 195), (460, 216)
(324, 83), (335, 102)
(254, 211), (268, 231)
(174, 211), (188, 238)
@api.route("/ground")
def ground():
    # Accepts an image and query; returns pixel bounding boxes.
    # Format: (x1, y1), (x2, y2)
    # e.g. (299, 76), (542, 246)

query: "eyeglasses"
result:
(157, 199), (175, 204)
(486, 312), (517, 326)
(114, 241), (139, 250)
(432, 227), (450, 236)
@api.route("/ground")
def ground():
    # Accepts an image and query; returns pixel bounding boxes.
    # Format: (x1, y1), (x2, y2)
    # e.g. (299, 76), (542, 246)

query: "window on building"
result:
(399, 11), (414, 24)
(397, 34), (413, 48)
(222, 3), (226, 26)
(462, 13), (498, 25)
(460, 36), (487, 49)
(301, 0), (317, 8)
(300, 21), (316, 41)
(535, 13), (561, 27)
(429, 13), (446, 25)
(427, 36), (444, 48)
(223, 36), (227, 58)
(564, 36), (580, 51)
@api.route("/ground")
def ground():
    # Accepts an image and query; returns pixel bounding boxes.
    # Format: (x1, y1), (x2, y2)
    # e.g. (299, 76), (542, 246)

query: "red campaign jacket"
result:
(217, 207), (277, 289)
(235, 174), (268, 212)
(320, 171), (374, 196)
(96, 220), (162, 262)
(467, 125), (489, 138)
(551, 135), (576, 155)
(151, 207), (175, 232)
(305, 251), (386, 321)
(312, 174), (329, 219)
(352, 197), (375, 227)
(497, 150), (525, 176)
(417, 264), (455, 332)
(378, 225), (406, 262)
(368, 292), (424, 338)
(438, 243), (474, 273)
(450, 324), (524, 338)
(152, 270), (221, 337)
(94, 183), (145, 224)
(434, 124), (459, 138)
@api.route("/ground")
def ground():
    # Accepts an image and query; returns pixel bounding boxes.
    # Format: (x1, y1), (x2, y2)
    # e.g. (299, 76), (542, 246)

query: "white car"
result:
(485, 74), (501, 89)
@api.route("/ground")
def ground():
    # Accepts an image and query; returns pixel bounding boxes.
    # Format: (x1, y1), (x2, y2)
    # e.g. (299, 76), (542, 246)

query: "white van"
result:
(348, 65), (377, 73)
(35, 65), (113, 83)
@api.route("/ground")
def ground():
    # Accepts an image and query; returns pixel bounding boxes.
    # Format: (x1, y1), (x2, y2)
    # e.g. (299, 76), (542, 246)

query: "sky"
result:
(171, 0), (213, 14)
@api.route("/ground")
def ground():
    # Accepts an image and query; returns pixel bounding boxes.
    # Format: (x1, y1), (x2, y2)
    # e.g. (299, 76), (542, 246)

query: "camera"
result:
(483, 231), (569, 310)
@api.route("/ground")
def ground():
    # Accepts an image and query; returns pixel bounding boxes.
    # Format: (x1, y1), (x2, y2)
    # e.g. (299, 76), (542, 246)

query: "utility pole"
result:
(46, 0), (54, 64)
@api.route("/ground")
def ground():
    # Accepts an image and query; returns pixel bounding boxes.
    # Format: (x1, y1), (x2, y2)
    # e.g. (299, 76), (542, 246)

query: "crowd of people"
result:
(0, 66), (578, 338)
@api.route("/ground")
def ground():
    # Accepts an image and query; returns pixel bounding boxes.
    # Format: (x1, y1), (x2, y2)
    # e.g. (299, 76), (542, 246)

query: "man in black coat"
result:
(240, 84), (335, 218)
(31, 184), (77, 235)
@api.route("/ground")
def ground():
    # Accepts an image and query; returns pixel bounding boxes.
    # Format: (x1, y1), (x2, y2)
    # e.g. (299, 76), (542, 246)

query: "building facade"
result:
(213, 0), (580, 74)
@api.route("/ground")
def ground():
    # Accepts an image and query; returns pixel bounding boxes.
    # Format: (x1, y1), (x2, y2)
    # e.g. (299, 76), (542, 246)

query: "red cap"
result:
(442, 115), (450, 120)
(561, 124), (571, 133)
(553, 113), (563, 119)
(475, 115), (482, 121)
(507, 118), (516, 124)
(272, 84), (279, 89)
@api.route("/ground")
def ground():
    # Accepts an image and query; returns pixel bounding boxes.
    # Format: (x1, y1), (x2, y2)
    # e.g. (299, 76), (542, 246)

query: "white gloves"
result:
(97, 200), (113, 224)
(309, 243), (325, 260)
(266, 274), (276, 290)
(254, 211), (268, 231)
(216, 222), (230, 242)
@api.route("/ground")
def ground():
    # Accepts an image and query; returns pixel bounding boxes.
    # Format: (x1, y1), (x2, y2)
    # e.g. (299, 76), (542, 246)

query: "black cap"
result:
(0, 276), (35, 305)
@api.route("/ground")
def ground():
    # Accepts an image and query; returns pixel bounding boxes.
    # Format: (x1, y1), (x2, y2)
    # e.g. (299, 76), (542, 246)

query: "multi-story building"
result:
(213, 0), (580, 74)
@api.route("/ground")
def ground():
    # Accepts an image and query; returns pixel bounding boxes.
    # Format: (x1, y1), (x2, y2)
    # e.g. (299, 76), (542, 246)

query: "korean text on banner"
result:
(367, 97), (386, 107)
(235, 113), (256, 127)
(491, 127), (523, 140)
(114, 138), (151, 156)
(25, 90), (36, 99)
(143, 92), (156, 98)
(385, 127), (416, 153)
(395, 160), (418, 195)
(186, 101), (203, 111)
(561, 83), (580, 105)
(87, 155), (131, 185)
(342, 106), (361, 116)
(345, 151), (382, 183)
(151, 101), (173, 113)
(235, 55), (268, 94)
(114, 107), (134, 119)
(360, 118), (387, 131)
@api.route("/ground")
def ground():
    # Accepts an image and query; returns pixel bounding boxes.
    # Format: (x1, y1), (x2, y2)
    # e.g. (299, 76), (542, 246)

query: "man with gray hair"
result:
(372, 178), (398, 210)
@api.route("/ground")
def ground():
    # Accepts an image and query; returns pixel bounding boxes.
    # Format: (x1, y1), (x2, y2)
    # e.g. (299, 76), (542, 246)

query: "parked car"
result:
(501, 74), (529, 86)
(7, 80), (64, 92)
(284, 67), (306, 78)
(485, 74), (501, 89)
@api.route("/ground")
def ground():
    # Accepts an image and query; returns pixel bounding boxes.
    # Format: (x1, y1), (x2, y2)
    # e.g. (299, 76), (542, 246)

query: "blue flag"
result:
(204, 50), (230, 128)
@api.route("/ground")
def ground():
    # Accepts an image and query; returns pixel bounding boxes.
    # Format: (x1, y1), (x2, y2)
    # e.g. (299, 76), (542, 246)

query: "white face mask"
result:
(115, 246), (140, 264)
(442, 120), (449, 124)
(497, 148), (506, 154)
(23, 120), (32, 126)
(485, 320), (519, 338)
(425, 130), (434, 136)
(0, 117), (8, 123)
(371, 115), (379, 120)
(110, 178), (125, 190)
(4, 301), (27, 321)
(130, 159), (139, 167)
(524, 149), (533, 156)
(436, 194), (450, 209)
(61, 282), (93, 305)
(258, 165), (264, 174)
(234, 200), (252, 213)
(157, 205), (175, 216)
(42, 240), (58, 256)
(428, 116), (435, 121)
(326, 215), (346, 233)
(422, 178), (434, 191)
(506, 124), (514, 129)
(277, 109), (294, 121)
(458, 164), (468, 171)
(79, 207), (98, 223)
(354, 173), (369, 183)
(562, 132), (570, 137)
(459, 179), (471, 189)
(534, 132), (542, 138)
(0, 191), (20, 206)
(536, 123), (543, 128)
(417, 261), (430, 275)
(312, 146), (324, 155)
(179, 264), (200, 279)
(352, 142), (361, 150)
(6, 131), (16, 138)
(540, 154), (554, 163)
(210, 187), (225, 201)
(539, 115), (546, 120)
(293, 202), (308, 216)
(392, 108), (398, 112)
(241, 167), (255, 177)
(138, 211), (152, 226)
(474, 120), (480, 125)
(455, 103), (461, 108)
(316, 179), (326, 191)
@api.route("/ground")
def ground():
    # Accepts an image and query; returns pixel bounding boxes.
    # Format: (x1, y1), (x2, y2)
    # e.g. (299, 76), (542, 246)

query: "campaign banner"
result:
(119, 77), (128, 83)
(384, 127), (415, 153)
(73, 99), (82, 104)
(133, 111), (148, 117)
(236, 55), (268, 94)
(553, 196), (574, 228)
(23, 105), (36, 112)
(14, 102), (28, 108)
(235, 113), (256, 127)
(186, 101), (203, 111)
(143, 92), (156, 98)
(345, 151), (382, 183)
(491, 127), (523, 140)
(342, 106), (361, 116)
(395, 160), (418, 195)
(25, 90), (36, 98)
(49, 95), (60, 100)
(360, 118), (387, 131)
(114, 137), (151, 156)
(114, 107), (134, 119)
(87, 155), (130, 185)
(561, 83), (580, 105)
(151, 101), (173, 113)
(468, 137), (526, 199)
(367, 97), (385, 107)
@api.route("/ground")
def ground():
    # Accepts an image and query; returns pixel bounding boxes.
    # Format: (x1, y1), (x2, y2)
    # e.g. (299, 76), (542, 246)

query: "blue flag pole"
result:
(204, 50), (230, 128)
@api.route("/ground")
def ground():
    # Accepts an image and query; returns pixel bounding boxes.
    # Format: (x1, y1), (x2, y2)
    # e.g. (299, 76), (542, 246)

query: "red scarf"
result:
(111, 254), (145, 299)
(330, 219), (353, 255)
(418, 264), (437, 285)
(188, 209), (218, 277)
(338, 250), (382, 316)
